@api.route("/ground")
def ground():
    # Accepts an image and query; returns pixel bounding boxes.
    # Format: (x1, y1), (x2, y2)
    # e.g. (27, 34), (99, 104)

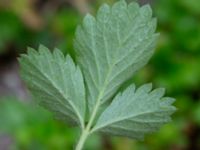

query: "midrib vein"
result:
(85, 65), (113, 132)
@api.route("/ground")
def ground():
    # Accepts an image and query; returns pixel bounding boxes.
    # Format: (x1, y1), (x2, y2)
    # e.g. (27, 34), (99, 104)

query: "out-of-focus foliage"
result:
(0, 0), (200, 150)
(0, 98), (101, 150)
(0, 11), (24, 52)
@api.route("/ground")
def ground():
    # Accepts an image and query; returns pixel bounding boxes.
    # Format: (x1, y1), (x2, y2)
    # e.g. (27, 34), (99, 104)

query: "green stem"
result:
(75, 101), (101, 150)
(75, 129), (90, 150)
(75, 69), (111, 149)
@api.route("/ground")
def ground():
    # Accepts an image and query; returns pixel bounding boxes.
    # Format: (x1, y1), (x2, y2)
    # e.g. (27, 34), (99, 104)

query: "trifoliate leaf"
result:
(18, 1), (177, 149)
(92, 84), (176, 139)
(18, 45), (86, 128)
(74, 0), (158, 114)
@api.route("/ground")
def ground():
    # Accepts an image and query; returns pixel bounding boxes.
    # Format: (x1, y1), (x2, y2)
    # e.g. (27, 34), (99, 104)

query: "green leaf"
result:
(18, 45), (86, 128)
(18, 1), (177, 149)
(92, 84), (176, 139)
(74, 0), (158, 114)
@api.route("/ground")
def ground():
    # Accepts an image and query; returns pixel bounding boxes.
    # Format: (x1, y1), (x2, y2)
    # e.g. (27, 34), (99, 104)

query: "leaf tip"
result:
(140, 4), (153, 18)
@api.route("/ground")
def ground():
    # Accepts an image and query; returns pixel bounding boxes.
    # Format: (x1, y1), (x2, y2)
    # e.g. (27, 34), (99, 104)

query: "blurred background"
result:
(0, 0), (200, 149)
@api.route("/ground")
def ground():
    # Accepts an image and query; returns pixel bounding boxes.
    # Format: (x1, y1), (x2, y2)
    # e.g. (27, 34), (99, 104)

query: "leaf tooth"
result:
(53, 48), (65, 62)
(97, 3), (111, 23)
(150, 88), (165, 99)
(38, 44), (50, 54)
(83, 13), (96, 30)
(160, 105), (177, 115)
(112, 0), (127, 14)
(18, 54), (28, 63)
(27, 47), (38, 56)
(126, 84), (136, 93)
(147, 18), (157, 34)
(136, 83), (152, 93)
(66, 54), (73, 62)
(127, 2), (139, 20)
(140, 4), (152, 19)
(161, 97), (176, 106)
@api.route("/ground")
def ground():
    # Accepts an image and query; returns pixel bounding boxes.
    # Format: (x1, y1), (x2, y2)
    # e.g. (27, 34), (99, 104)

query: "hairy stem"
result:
(75, 67), (112, 149)
(75, 101), (101, 150)
(75, 129), (90, 150)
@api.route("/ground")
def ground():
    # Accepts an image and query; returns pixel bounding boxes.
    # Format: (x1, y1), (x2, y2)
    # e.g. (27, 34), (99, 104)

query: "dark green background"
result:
(0, 0), (200, 149)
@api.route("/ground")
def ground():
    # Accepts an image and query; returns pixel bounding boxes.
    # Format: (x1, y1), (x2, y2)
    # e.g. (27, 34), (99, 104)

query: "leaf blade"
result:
(92, 84), (176, 139)
(74, 0), (158, 113)
(19, 45), (86, 128)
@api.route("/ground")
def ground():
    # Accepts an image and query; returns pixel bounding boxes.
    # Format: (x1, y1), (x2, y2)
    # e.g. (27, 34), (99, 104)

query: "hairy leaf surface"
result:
(92, 84), (176, 139)
(19, 45), (86, 128)
(74, 0), (158, 113)
(18, 1), (177, 147)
